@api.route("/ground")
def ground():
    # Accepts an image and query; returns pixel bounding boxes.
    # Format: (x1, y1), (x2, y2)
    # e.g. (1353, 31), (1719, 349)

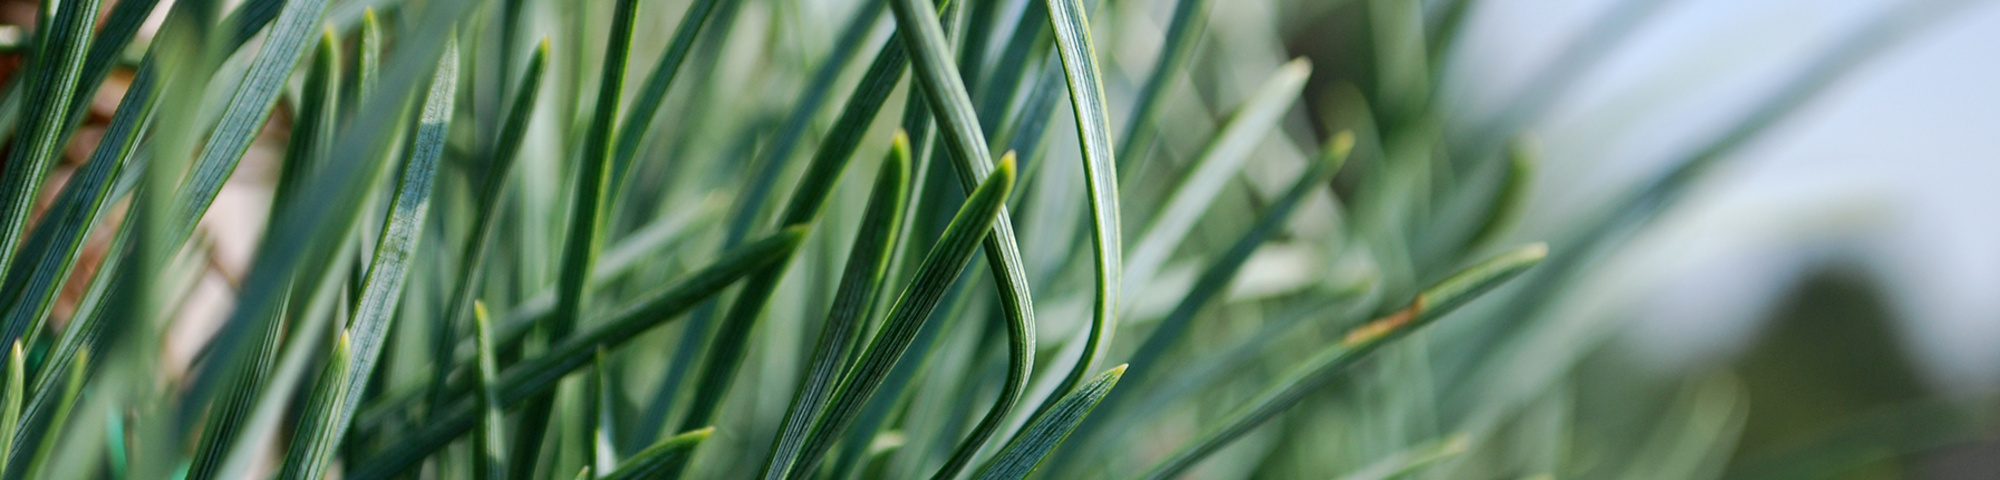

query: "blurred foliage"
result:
(0, 0), (1983, 478)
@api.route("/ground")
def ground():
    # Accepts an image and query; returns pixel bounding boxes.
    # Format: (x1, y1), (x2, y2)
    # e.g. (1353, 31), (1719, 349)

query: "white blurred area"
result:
(1446, 0), (2000, 391)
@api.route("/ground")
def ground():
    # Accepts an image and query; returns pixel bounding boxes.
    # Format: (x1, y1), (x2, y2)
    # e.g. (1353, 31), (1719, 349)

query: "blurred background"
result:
(10, 0), (2000, 477)
(1452, 0), (2000, 476)
(1418, 0), (2000, 477)
(1458, 0), (2000, 394)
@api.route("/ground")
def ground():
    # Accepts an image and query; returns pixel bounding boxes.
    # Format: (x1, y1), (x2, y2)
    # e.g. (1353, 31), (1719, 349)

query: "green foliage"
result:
(0, 0), (98, 285)
(974, 364), (1125, 480)
(0, 0), (1950, 477)
(761, 134), (910, 480)
(789, 156), (1017, 480)
(472, 302), (508, 479)
(278, 35), (460, 480)
(1138, 244), (1546, 480)
(603, 427), (714, 480)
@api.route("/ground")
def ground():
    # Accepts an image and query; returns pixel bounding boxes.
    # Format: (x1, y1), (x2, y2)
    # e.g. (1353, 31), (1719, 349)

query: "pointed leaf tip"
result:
(1282, 57), (1313, 76)
(1331, 131), (1356, 158)
(1520, 242), (1550, 260)
(882, 142), (911, 185)
(781, 225), (812, 245)
(1441, 434), (1472, 454)
(995, 152), (1018, 184)
(886, 131), (912, 175)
